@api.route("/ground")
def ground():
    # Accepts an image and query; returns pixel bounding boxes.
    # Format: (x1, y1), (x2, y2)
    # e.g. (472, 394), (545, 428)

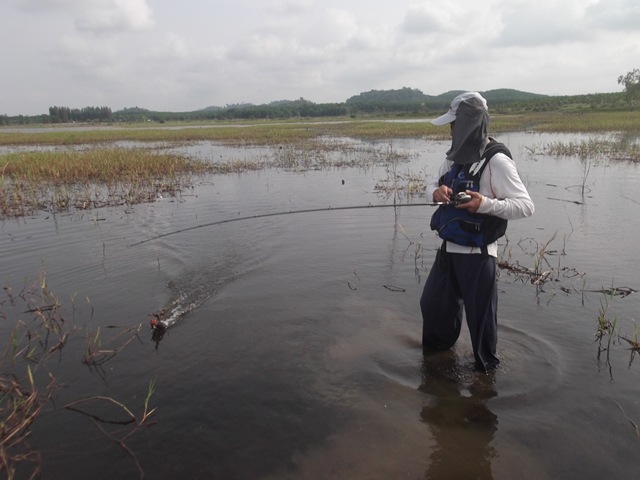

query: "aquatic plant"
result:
(0, 273), (155, 479)
(543, 137), (640, 163)
(1, 149), (210, 183)
(2, 110), (639, 219)
(0, 149), (211, 218)
(62, 377), (157, 479)
(496, 233), (564, 289)
(594, 289), (620, 379)
(82, 324), (143, 373)
(613, 399), (640, 439)
(620, 321), (640, 369)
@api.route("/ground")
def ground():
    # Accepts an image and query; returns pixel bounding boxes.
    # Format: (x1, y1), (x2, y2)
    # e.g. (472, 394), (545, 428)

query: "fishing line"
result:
(129, 201), (455, 247)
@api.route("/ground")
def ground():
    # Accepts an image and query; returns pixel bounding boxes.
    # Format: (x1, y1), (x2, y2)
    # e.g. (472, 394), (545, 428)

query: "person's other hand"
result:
(433, 185), (453, 203)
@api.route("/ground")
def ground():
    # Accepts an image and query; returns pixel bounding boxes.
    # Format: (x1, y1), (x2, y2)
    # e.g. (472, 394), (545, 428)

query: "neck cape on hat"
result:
(432, 92), (490, 165)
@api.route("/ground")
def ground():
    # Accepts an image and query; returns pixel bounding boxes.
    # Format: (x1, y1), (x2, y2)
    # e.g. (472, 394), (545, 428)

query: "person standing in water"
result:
(421, 91), (534, 372)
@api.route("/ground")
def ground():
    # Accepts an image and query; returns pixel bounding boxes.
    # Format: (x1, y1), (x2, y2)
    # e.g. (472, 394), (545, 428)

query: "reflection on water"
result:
(420, 350), (498, 479)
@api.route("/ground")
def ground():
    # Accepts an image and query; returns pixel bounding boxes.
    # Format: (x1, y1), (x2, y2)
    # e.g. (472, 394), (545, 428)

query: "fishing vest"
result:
(429, 139), (511, 249)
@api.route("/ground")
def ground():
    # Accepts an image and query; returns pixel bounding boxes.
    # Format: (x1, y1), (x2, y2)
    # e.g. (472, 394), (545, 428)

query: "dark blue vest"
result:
(429, 140), (510, 249)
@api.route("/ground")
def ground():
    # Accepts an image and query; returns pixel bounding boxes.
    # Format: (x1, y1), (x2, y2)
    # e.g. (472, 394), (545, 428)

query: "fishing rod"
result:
(129, 192), (472, 247)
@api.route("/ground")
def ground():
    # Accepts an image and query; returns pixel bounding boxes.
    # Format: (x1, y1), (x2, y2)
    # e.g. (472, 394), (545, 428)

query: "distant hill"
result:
(0, 87), (626, 126)
(346, 87), (430, 104)
(103, 87), (628, 123)
(481, 89), (549, 103)
(347, 88), (548, 109)
(433, 89), (548, 105)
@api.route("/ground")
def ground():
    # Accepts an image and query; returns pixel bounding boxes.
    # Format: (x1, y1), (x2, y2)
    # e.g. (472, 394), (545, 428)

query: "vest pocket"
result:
(459, 219), (483, 234)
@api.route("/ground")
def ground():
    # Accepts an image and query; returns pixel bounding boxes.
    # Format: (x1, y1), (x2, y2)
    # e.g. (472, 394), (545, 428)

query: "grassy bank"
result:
(2, 110), (640, 147)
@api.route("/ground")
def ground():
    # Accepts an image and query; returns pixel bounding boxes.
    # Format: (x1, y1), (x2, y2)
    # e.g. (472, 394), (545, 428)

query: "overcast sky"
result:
(2, 0), (639, 115)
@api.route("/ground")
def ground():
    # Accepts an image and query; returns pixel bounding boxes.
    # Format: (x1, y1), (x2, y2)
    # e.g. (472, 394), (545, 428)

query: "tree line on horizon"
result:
(48, 106), (113, 123)
(1, 80), (638, 126)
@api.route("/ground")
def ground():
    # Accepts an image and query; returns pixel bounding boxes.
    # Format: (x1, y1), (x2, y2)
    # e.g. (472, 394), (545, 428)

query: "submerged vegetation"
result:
(1, 109), (639, 219)
(0, 106), (637, 221)
(1, 149), (213, 218)
(543, 136), (640, 162)
(0, 273), (154, 479)
(0, 132), (415, 219)
(0, 138), (414, 218)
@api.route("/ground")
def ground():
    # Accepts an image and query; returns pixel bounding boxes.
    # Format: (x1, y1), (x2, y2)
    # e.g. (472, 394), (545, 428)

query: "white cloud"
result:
(12, 0), (82, 10)
(9, 0), (154, 33)
(494, 0), (607, 47)
(586, 0), (640, 31)
(401, 1), (500, 37)
(402, 3), (460, 35)
(264, 0), (313, 15)
(160, 32), (191, 60)
(227, 6), (361, 71)
(304, 8), (358, 47)
(1, 0), (639, 115)
(75, 0), (154, 33)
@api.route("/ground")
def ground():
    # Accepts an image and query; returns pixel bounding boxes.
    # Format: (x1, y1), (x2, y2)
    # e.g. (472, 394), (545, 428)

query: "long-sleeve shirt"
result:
(426, 142), (534, 257)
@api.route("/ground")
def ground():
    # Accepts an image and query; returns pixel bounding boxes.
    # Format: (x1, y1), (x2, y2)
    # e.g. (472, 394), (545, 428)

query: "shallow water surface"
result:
(1, 132), (639, 479)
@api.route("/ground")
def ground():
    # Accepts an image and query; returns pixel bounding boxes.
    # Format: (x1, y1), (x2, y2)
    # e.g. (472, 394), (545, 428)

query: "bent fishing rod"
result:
(129, 192), (472, 247)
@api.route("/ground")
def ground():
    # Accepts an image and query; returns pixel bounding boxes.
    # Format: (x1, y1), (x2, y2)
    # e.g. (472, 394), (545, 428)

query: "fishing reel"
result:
(451, 192), (472, 205)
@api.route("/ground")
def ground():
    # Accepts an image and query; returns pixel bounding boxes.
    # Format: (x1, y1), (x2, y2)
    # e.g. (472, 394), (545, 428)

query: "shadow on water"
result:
(419, 350), (498, 479)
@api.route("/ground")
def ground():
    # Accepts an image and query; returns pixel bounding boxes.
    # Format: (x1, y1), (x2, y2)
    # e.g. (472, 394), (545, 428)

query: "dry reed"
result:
(1, 273), (155, 479)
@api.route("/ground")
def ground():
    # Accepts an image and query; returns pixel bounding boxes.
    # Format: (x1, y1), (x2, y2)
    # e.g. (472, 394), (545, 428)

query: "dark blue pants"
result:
(420, 248), (499, 372)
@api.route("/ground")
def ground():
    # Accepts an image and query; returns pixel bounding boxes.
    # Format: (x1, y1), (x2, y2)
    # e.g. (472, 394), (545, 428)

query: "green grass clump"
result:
(1, 149), (209, 183)
(543, 138), (640, 162)
(0, 123), (317, 147)
(0, 149), (212, 218)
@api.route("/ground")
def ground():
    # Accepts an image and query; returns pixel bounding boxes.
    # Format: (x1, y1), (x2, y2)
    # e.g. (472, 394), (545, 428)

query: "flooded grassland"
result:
(1, 113), (640, 479)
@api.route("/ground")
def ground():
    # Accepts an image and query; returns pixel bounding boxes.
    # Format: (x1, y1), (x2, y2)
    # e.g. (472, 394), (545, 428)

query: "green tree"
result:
(617, 68), (640, 100)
